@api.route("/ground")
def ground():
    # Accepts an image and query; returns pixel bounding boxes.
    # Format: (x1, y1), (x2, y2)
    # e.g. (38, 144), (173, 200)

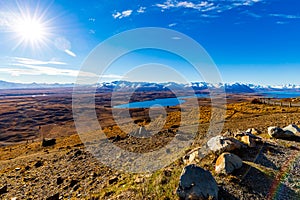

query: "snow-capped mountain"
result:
(246, 83), (300, 91)
(0, 80), (74, 89)
(1, 80), (300, 94)
(95, 81), (255, 93)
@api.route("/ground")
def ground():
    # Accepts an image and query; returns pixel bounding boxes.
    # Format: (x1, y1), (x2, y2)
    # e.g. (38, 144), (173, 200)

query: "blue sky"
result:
(0, 0), (299, 85)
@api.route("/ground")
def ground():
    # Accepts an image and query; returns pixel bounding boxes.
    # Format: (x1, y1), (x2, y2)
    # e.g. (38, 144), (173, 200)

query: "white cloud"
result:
(1, 63), (123, 79)
(0, 12), (11, 30)
(64, 49), (77, 57)
(156, 0), (175, 9)
(112, 10), (133, 19)
(155, 0), (263, 15)
(270, 14), (300, 19)
(13, 57), (67, 65)
(276, 21), (289, 25)
(137, 7), (146, 13)
(88, 18), (96, 22)
(155, 0), (215, 11)
(168, 23), (177, 27)
(171, 36), (181, 40)
(1, 57), (123, 81)
(242, 10), (261, 18)
(122, 10), (133, 17)
(3, 64), (82, 77)
(112, 12), (122, 19)
(89, 29), (96, 34)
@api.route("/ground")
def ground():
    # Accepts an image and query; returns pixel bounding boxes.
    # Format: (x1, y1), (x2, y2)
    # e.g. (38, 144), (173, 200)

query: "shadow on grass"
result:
(279, 135), (300, 143)
(218, 187), (239, 200)
(238, 163), (299, 200)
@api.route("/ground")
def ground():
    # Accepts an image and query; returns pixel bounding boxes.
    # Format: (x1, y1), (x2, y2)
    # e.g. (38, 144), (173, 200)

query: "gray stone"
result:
(183, 148), (200, 164)
(268, 126), (294, 138)
(215, 153), (243, 175)
(207, 136), (242, 154)
(283, 124), (300, 137)
(241, 135), (256, 148)
(246, 128), (261, 135)
(234, 131), (260, 139)
(177, 164), (218, 200)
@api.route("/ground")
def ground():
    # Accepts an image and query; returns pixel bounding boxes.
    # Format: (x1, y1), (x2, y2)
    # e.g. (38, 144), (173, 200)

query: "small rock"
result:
(15, 167), (21, 171)
(46, 193), (59, 200)
(164, 169), (172, 177)
(90, 172), (98, 178)
(134, 177), (144, 184)
(0, 185), (7, 195)
(241, 135), (256, 148)
(11, 197), (17, 200)
(246, 128), (261, 135)
(234, 131), (259, 139)
(223, 130), (233, 137)
(183, 148), (200, 164)
(176, 164), (218, 200)
(108, 176), (118, 185)
(73, 149), (82, 157)
(42, 138), (56, 147)
(283, 124), (300, 137)
(57, 177), (64, 185)
(207, 136), (242, 154)
(69, 179), (79, 188)
(215, 153), (243, 175)
(34, 160), (43, 168)
(268, 126), (294, 139)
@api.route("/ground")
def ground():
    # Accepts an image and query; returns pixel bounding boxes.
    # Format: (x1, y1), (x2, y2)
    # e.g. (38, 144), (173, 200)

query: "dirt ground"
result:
(0, 91), (299, 199)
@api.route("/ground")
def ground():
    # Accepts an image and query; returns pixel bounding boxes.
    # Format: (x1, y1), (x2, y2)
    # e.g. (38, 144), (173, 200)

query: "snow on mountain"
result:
(1, 80), (300, 93)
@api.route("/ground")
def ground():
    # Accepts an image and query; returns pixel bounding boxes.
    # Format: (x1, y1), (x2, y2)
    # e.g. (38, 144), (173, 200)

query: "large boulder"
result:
(207, 136), (242, 154)
(283, 124), (300, 137)
(177, 164), (218, 200)
(215, 153), (243, 175)
(268, 127), (294, 139)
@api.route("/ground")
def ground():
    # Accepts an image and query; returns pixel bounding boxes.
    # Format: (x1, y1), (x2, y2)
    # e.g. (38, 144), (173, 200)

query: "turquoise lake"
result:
(113, 91), (300, 109)
(113, 93), (209, 109)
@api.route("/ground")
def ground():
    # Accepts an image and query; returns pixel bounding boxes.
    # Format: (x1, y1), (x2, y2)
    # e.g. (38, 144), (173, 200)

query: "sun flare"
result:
(10, 6), (52, 51)
(14, 18), (46, 42)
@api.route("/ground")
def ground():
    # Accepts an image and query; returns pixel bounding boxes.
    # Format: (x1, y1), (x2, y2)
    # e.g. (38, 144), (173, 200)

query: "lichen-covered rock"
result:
(283, 124), (300, 137)
(207, 136), (242, 154)
(177, 164), (218, 200)
(215, 153), (243, 175)
(268, 127), (294, 138)
(246, 128), (261, 135)
(241, 135), (256, 147)
(182, 148), (200, 164)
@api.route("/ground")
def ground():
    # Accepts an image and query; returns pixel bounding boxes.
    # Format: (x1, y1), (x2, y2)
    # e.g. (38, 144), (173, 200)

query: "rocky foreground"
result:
(0, 102), (300, 199)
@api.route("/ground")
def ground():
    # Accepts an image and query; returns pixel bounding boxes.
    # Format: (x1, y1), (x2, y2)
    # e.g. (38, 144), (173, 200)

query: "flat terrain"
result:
(0, 89), (299, 199)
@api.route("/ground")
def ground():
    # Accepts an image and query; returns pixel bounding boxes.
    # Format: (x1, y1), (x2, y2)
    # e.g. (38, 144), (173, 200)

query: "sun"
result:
(10, 4), (52, 51)
(14, 17), (46, 43)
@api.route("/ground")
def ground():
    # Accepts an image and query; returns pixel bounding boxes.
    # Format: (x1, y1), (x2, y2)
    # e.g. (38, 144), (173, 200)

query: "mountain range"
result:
(1, 80), (300, 93)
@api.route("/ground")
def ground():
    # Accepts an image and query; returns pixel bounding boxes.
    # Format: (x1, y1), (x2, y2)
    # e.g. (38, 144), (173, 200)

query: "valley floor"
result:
(0, 100), (300, 199)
